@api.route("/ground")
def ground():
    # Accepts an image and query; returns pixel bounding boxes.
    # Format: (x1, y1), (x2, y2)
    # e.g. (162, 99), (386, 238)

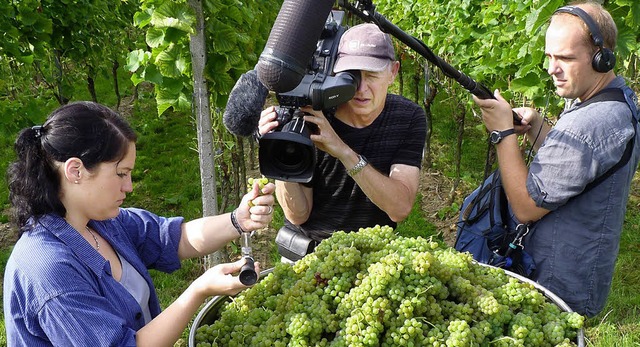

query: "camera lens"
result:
(258, 114), (317, 183)
(271, 141), (314, 174)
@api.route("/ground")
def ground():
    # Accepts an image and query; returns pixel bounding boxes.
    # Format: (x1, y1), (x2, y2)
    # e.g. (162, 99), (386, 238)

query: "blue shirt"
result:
(3, 208), (184, 346)
(525, 76), (640, 316)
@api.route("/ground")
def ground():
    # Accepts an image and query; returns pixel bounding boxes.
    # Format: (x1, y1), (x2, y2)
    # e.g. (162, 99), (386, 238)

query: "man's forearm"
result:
(350, 163), (420, 222)
(275, 180), (312, 225)
(495, 136), (549, 223)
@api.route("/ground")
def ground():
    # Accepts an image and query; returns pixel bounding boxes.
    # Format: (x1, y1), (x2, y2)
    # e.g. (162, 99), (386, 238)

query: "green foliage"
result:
(0, 0), (52, 63)
(376, 0), (561, 107)
(1, 1), (640, 345)
(0, 0), (143, 104)
(124, 94), (204, 221)
(377, 0), (640, 111)
(127, 0), (281, 115)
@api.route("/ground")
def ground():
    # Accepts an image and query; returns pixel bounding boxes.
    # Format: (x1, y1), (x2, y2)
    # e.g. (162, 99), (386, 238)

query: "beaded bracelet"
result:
(230, 209), (247, 235)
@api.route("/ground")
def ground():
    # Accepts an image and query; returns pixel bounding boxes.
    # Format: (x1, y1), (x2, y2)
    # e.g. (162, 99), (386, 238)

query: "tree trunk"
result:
(188, 0), (226, 269)
(451, 101), (466, 204)
(87, 66), (98, 103)
(54, 49), (67, 105)
(421, 63), (437, 170)
(112, 59), (122, 110)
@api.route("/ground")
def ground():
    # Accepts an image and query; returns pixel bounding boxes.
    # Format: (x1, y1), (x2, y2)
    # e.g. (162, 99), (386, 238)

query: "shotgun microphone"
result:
(256, 0), (335, 93)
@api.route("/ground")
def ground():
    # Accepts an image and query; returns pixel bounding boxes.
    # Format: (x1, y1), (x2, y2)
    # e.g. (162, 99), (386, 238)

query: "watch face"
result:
(490, 131), (501, 144)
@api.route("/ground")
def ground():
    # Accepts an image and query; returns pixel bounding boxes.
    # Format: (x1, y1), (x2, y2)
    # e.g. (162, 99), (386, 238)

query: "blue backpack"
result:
(454, 170), (536, 277)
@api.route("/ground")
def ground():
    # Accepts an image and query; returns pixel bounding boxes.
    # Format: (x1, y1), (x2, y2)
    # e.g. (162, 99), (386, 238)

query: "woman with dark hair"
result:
(3, 101), (275, 346)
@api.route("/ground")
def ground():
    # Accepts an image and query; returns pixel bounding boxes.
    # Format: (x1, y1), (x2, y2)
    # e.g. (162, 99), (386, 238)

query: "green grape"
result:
(565, 311), (585, 329)
(246, 175), (270, 207)
(543, 321), (566, 344)
(445, 319), (473, 346)
(246, 175), (269, 192)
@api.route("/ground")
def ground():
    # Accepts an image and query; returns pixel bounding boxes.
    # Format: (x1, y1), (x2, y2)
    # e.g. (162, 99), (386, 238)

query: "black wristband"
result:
(230, 209), (247, 235)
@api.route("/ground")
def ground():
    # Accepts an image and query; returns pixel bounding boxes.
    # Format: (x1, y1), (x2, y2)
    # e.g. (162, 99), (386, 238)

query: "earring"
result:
(75, 180), (79, 184)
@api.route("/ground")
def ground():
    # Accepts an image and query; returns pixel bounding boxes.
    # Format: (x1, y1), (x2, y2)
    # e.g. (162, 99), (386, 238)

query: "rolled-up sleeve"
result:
(527, 129), (598, 210)
(115, 208), (184, 272)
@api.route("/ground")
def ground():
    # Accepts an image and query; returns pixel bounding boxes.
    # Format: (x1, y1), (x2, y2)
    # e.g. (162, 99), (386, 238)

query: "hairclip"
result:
(31, 125), (43, 139)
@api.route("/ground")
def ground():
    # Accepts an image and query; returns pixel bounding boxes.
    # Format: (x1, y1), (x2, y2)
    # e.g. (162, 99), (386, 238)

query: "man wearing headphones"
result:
(474, 1), (639, 317)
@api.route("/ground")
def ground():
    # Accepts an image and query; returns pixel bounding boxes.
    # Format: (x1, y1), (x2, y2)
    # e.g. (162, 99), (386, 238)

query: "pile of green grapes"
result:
(194, 225), (584, 347)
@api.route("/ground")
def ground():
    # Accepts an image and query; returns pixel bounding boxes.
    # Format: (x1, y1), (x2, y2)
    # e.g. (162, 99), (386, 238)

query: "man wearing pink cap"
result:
(259, 23), (427, 258)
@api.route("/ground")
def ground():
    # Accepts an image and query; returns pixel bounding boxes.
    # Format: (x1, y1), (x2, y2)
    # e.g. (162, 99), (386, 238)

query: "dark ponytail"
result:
(6, 101), (137, 234)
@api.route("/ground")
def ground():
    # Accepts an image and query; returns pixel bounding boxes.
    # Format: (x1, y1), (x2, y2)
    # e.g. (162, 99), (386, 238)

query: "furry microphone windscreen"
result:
(223, 69), (270, 137)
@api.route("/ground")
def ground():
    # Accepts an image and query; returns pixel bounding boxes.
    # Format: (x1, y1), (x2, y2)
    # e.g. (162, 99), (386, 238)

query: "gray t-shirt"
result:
(525, 76), (639, 316)
(118, 253), (152, 324)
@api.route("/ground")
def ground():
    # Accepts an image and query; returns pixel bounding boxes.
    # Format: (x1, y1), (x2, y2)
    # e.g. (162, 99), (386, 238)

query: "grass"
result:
(1, 70), (639, 346)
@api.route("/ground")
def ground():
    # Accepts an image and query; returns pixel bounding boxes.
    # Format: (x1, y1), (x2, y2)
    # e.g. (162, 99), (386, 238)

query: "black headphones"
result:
(553, 6), (616, 73)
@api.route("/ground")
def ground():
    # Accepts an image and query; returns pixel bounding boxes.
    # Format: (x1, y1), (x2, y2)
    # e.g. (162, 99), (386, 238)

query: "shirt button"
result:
(135, 312), (142, 320)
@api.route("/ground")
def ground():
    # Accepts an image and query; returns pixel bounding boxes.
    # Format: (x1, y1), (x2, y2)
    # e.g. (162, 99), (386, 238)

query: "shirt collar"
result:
(36, 214), (111, 277)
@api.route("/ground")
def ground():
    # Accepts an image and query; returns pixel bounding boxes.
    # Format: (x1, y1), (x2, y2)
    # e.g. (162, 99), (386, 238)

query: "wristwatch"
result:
(489, 128), (516, 144)
(347, 154), (368, 176)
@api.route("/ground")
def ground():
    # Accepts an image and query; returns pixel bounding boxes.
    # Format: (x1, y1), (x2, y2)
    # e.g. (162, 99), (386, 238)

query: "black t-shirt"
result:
(287, 94), (427, 242)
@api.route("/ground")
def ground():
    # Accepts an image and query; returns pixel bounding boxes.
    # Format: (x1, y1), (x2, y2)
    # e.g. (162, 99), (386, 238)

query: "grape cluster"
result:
(194, 225), (584, 347)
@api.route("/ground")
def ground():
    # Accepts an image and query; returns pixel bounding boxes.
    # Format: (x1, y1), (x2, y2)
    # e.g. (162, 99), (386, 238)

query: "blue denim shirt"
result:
(3, 208), (184, 346)
(525, 76), (639, 316)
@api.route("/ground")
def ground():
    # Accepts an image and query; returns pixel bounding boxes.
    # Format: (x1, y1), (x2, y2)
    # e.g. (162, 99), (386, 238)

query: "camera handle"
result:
(239, 231), (258, 285)
(339, 0), (522, 125)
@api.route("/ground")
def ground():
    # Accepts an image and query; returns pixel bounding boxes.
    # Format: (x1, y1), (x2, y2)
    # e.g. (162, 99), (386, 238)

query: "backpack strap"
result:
(576, 88), (626, 108)
(576, 88), (638, 193)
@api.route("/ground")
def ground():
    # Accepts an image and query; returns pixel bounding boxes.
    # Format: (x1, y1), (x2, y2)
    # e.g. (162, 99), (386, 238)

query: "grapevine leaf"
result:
(224, 5), (243, 23)
(164, 27), (188, 44)
(146, 27), (165, 48)
(616, 24), (636, 60)
(131, 72), (145, 86)
(176, 91), (191, 111)
(203, 0), (223, 15)
(511, 72), (544, 96)
(134, 8), (153, 28)
(155, 44), (184, 78)
(154, 78), (183, 116)
(151, 1), (195, 34)
(142, 64), (164, 85)
(125, 49), (150, 72)
(629, 1), (640, 27)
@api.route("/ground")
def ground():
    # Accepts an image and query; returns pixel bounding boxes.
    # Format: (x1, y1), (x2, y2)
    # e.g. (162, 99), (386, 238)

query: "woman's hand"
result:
(193, 258), (261, 297)
(235, 181), (275, 232)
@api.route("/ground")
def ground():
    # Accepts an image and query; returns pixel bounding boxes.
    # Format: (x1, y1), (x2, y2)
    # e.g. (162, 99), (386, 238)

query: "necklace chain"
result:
(85, 226), (100, 251)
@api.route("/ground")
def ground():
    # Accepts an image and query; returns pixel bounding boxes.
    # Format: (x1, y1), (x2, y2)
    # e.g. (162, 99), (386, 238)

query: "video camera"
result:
(259, 10), (360, 183)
